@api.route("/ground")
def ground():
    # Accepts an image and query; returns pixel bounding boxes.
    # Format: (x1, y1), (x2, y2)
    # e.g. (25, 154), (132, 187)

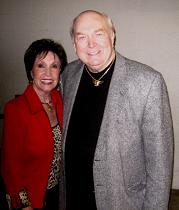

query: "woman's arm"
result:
(1, 101), (28, 208)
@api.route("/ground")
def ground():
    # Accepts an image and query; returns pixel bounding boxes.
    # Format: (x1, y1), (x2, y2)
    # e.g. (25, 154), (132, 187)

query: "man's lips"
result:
(87, 50), (100, 56)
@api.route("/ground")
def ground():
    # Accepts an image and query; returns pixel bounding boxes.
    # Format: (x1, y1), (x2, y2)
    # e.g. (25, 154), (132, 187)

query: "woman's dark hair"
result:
(24, 38), (67, 82)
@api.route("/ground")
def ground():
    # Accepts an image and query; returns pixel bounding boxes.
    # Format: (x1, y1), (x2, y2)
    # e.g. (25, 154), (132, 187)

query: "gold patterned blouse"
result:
(47, 124), (62, 189)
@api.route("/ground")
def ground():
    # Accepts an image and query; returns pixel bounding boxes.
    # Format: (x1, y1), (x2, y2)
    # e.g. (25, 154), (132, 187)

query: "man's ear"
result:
(73, 42), (77, 53)
(112, 31), (116, 47)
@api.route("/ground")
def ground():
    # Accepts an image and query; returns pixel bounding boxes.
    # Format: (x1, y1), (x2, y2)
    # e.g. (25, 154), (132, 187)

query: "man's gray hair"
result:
(70, 10), (116, 44)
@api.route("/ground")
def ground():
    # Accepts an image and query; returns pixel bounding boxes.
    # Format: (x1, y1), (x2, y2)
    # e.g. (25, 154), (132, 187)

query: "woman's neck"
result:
(33, 85), (51, 103)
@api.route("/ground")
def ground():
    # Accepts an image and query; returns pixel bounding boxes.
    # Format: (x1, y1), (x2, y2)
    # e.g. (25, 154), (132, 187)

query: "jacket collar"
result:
(111, 52), (128, 95)
(24, 83), (61, 114)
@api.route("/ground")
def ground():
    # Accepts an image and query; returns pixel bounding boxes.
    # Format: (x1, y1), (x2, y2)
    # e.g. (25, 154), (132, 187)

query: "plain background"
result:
(0, 0), (178, 189)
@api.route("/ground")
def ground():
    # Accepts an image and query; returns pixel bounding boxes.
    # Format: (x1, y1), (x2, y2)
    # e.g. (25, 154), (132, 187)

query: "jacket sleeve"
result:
(1, 101), (27, 208)
(142, 73), (174, 210)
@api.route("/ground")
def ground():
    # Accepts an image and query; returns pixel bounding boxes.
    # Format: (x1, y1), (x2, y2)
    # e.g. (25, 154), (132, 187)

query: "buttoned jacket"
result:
(60, 52), (174, 210)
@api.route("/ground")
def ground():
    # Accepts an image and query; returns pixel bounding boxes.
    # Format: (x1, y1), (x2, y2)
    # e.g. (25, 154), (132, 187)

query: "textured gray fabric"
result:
(60, 52), (174, 210)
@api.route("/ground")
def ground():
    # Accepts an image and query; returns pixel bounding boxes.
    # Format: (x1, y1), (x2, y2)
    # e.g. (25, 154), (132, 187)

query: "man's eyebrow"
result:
(95, 28), (105, 32)
(75, 32), (86, 36)
(75, 28), (105, 35)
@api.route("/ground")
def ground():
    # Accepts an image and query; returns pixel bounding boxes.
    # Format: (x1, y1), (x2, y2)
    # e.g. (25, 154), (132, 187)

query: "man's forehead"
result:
(77, 11), (104, 23)
(74, 13), (107, 31)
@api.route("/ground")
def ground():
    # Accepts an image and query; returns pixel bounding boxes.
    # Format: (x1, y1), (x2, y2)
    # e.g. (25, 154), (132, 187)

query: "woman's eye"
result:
(37, 63), (45, 68)
(52, 64), (59, 69)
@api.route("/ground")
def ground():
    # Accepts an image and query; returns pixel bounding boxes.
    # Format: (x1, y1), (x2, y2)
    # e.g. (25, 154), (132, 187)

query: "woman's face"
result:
(31, 51), (60, 96)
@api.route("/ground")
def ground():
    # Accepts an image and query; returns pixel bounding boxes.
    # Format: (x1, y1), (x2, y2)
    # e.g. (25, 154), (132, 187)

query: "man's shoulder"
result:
(115, 52), (166, 93)
(66, 59), (83, 70)
(62, 59), (83, 83)
(116, 53), (163, 82)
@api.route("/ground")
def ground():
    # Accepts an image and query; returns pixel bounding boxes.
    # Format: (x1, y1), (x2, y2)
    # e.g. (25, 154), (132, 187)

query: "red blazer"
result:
(1, 84), (63, 208)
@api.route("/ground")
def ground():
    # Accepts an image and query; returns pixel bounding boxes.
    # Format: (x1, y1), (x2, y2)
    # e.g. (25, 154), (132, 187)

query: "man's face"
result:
(73, 12), (115, 72)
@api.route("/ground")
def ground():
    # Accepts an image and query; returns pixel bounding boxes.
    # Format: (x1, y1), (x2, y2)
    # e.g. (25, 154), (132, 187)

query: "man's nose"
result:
(88, 38), (96, 48)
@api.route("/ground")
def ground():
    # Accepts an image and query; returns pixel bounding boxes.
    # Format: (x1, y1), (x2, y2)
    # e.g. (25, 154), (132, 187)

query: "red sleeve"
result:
(1, 101), (27, 208)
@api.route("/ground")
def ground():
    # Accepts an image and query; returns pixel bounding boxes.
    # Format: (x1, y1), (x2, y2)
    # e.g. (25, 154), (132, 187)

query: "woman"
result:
(1, 39), (67, 210)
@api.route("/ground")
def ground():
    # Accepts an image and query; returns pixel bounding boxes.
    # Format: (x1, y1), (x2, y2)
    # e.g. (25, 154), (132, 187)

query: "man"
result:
(60, 10), (174, 210)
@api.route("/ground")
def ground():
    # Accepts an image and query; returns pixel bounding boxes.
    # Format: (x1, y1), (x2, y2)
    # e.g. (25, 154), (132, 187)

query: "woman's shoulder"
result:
(4, 91), (27, 116)
(5, 95), (23, 108)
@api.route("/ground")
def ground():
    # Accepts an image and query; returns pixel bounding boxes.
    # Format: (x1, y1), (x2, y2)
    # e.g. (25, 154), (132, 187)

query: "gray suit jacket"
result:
(60, 52), (174, 210)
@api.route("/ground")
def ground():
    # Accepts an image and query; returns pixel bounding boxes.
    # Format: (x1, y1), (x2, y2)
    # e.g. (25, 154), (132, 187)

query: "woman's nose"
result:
(45, 67), (52, 76)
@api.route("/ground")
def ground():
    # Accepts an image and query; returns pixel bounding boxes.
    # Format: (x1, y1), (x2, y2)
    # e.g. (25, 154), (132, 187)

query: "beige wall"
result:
(0, 0), (179, 188)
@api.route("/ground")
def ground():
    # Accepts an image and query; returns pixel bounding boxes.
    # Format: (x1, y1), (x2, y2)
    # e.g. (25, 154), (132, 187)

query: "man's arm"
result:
(142, 73), (174, 210)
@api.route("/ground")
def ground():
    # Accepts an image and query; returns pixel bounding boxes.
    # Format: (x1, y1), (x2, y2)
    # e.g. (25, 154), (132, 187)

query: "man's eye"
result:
(78, 36), (86, 41)
(96, 33), (103, 36)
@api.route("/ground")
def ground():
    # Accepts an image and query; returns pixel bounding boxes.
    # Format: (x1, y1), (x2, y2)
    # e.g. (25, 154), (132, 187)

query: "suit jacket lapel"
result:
(94, 53), (129, 160)
(62, 60), (84, 145)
